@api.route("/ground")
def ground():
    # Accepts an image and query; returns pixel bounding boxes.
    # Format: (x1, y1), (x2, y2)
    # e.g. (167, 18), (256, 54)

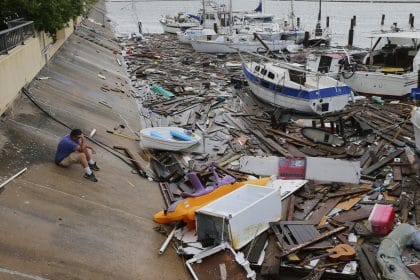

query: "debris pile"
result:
(119, 34), (420, 279)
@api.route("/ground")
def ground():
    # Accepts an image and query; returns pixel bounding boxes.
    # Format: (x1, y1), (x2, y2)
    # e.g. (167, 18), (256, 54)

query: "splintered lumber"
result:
(333, 205), (374, 223)
(286, 195), (296, 221)
(113, 146), (146, 177)
(357, 246), (380, 280)
(266, 128), (316, 147)
(279, 226), (346, 257)
(327, 184), (372, 198)
(362, 149), (404, 175)
(253, 130), (290, 156)
(260, 234), (281, 277)
(308, 197), (342, 225)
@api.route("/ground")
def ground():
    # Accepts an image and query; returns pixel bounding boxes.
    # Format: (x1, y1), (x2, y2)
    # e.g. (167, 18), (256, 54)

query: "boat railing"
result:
(0, 19), (35, 55)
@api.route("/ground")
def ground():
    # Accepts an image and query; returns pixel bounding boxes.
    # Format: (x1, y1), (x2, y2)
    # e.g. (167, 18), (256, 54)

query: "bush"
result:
(0, 0), (86, 39)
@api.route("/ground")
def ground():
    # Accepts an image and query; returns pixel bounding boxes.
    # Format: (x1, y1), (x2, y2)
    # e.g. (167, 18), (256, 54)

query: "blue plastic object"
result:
(150, 130), (167, 139)
(411, 88), (420, 101)
(170, 129), (193, 141)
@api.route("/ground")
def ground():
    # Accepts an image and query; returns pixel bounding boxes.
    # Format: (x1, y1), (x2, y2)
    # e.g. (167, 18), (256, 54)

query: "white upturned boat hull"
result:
(140, 127), (201, 151)
(191, 38), (293, 53)
(341, 71), (417, 97)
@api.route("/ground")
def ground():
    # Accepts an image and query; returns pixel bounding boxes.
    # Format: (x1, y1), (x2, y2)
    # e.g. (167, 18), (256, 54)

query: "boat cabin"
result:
(364, 32), (420, 74)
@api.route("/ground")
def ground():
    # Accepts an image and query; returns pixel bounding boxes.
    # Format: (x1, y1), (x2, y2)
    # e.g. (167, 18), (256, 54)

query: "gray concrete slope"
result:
(0, 21), (188, 280)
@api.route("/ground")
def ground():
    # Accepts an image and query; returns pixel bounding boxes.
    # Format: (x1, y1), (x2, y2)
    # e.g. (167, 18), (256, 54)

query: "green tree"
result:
(0, 0), (86, 40)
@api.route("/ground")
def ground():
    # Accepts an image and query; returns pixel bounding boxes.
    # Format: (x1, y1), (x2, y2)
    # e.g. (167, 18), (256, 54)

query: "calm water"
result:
(105, 0), (420, 48)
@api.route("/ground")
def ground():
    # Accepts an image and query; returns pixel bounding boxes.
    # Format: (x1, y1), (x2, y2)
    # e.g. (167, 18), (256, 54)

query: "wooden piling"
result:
(297, 17), (300, 28)
(381, 14), (385, 26)
(348, 19), (354, 48)
(326, 16), (329, 28)
(303, 31), (309, 47)
(353, 15), (356, 26)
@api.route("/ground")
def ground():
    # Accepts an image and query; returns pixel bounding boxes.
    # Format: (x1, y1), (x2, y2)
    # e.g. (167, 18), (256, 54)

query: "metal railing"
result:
(0, 20), (35, 55)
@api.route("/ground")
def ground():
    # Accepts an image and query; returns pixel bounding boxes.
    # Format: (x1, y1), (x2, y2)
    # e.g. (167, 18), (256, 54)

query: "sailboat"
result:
(159, 12), (201, 34)
(190, 0), (294, 53)
(307, 0), (331, 46)
(242, 56), (351, 115)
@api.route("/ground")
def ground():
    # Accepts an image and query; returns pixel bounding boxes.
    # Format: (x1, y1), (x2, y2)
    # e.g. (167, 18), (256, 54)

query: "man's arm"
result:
(76, 134), (96, 153)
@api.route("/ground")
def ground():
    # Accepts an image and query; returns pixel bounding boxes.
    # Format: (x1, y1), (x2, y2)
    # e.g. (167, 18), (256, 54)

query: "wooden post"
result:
(297, 17), (300, 28)
(303, 31), (310, 47)
(326, 16), (329, 28)
(348, 19), (354, 48)
(353, 15), (356, 26)
(381, 14), (385, 26)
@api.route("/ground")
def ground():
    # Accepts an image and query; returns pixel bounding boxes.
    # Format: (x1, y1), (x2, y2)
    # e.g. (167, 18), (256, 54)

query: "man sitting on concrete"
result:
(55, 129), (100, 182)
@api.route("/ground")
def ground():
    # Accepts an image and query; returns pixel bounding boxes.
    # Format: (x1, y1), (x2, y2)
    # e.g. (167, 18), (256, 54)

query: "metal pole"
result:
(158, 227), (176, 255)
(0, 168), (27, 189)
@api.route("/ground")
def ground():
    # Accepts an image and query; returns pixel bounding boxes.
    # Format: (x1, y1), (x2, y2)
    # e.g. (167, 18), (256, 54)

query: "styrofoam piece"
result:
(305, 157), (361, 184)
(266, 179), (307, 199)
(196, 184), (282, 249)
(239, 156), (279, 176)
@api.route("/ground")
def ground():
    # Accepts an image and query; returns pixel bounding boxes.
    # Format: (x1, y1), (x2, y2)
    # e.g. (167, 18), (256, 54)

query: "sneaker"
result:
(89, 162), (100, 171)
(84, 173), (98, 182)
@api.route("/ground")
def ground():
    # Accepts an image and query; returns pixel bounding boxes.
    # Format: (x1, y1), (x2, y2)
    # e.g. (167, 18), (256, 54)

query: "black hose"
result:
(21, 87), (135, 168)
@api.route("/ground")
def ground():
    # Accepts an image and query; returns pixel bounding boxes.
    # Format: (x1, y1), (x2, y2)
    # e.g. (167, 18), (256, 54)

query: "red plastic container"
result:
(278, 157), (306, 180)
(368, 204), (395, 235)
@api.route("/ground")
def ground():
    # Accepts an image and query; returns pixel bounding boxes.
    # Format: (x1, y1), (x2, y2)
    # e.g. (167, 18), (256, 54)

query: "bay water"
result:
(105, 0), (420, 48)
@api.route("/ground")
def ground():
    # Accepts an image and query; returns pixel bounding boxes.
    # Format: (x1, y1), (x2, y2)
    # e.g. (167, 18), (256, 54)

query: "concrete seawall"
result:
(0, 18), (79, 116)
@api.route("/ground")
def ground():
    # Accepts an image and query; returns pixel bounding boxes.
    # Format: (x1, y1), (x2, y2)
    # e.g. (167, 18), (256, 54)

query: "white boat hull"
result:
(243, 63), (350, 115)
(341, 71), (417, 97)
(247, 80), (349, 115)
(191, 39), (293, 53)
(160, 20), (199, 34)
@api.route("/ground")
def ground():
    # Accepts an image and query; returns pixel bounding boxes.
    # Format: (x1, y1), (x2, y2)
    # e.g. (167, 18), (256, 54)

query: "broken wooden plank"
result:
(266, 128), (316, 147)
(279, 226), (346, 257)
(333, 205), (374, 223)
(260, 233), (281, 277)
(286, 195), (296, 221)
(308, 197), (342, 224)
(362, 149), (404, 175)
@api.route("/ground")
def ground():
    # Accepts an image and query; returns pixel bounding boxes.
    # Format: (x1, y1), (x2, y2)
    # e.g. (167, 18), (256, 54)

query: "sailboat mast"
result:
(315, 0), (322, 35)
(290, 0), (295, 30)
(229, 0), (233, 35)
(317, 0), (321, 24)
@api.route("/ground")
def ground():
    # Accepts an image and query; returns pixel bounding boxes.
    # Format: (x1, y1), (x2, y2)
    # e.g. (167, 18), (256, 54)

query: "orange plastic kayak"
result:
(153, 177), (270, 229)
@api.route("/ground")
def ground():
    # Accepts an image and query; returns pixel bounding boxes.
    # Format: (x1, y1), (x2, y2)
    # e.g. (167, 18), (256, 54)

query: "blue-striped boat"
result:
(242, 61), (351, 115)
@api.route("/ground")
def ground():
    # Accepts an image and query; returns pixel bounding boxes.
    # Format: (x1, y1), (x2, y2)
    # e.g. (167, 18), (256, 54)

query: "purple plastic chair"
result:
(181, 164), (236, 198)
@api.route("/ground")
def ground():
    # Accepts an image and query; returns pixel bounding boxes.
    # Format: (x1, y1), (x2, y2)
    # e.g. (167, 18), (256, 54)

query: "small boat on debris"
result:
(301, 127), (346, 147)
(140, 127), (201, 151)
(340, 31), (420, 97)
(159, 12), (200, 34)
(242, 60), (352, 115)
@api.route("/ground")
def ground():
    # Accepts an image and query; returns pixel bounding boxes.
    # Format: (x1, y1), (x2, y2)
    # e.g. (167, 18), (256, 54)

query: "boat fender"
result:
(150, 130), (166, 139)
(170, 129), (193, 141)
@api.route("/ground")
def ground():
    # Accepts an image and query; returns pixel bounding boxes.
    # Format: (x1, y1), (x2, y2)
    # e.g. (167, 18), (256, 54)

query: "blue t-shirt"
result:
(55, 135), (78, 163)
